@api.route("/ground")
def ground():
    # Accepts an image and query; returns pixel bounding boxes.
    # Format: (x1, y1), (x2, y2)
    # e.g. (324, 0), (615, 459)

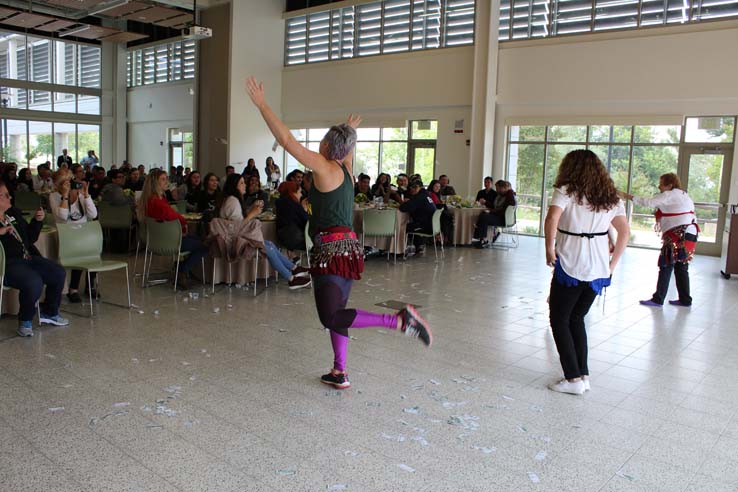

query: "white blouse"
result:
(219, 196), (244, 221)
(49, 191), (98, 224)
(633, 189), (696, 235)
(551, 187), (626, 282)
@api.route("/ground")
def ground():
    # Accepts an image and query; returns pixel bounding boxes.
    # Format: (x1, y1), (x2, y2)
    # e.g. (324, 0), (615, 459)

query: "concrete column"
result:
(468, 0), (500, 191)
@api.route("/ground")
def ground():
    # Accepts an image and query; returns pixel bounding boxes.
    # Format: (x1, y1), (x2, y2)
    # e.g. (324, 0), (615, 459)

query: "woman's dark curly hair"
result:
(554, 149), (619, 212)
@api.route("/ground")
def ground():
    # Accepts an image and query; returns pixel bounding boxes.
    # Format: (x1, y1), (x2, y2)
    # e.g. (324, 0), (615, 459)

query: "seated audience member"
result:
(427, 180), (442, 205)
(138, 169), (208, 290)
(286, 169), (304, 184)
(178, 170), (202, 211)
(120, 161), (132, 174)
(16, 168), (34, 193)
(302, 171), (313, 200)
(220, 165), (235, 189)
(244, 175), (269, 210)
(475, 176), (497, 206)
(371, 173), (392, 199)
(88, 166), (108, 200)
(265, 156), (281, 189)
(400, 179), (437, 255)
(70, 164), (86, 188)
(242, 158), (260, 181)
(393, 173), (410, 202)
(218, 174), (310, 289)
(275, 181), (309, 252)
(49, 169), (99, 303)
(101, 170), (133, 207)
(173, 165), (185, 186)
(137, 164), (146, 178)
(198, 173), (222, 214)
(32, 164), (53, 192)
(354, 173), (374, 200)
(0, 180), (68, 336)
(473, 180), (517, 246)
(439, 174), (456, 196)
(125, 168), (144, 192)
(1, 163), (18, 195)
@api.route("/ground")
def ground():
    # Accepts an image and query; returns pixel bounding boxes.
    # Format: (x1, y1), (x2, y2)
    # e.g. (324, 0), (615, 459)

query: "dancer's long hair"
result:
(137, 168), (166, 221)
(554, 149), (619, 212)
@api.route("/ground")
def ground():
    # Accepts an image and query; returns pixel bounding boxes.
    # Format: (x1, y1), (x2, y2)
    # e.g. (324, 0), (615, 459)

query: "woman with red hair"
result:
(276, 181), (309, 252)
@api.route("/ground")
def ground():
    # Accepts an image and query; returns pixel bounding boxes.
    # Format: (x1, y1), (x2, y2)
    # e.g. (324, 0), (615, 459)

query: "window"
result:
(0, 30), (101, 115)
(169, 128), (194, 168)
(500, 0), (738, 40)
(505, 123), (688, 246)
(0, 119), (101, 168)
(78, 45), (101, 88)
(285, 122), (436, 182)
(127, 39), (197, 88)
(285, 0), (476, 65)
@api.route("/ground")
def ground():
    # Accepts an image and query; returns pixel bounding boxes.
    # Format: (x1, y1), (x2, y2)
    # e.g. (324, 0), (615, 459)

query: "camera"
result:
(71, 181), (83, 190)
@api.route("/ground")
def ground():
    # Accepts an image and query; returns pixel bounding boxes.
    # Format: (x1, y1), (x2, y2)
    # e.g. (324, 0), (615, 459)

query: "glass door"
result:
(680, 146), (733, 256)
(408, 142), (436, 185)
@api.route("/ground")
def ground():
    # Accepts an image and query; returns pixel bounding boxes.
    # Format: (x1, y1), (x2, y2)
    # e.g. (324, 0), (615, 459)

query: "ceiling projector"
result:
(182, 26), (212, 40)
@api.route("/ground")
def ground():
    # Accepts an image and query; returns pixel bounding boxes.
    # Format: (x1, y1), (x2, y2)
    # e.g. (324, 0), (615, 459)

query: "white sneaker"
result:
(548, 379), (585, 395)
(583, 377), (591, 392)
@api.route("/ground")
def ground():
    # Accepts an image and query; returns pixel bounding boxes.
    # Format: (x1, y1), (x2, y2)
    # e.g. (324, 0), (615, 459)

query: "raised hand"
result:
(346, 114), (362, 129)
(245, 76), (266, 109)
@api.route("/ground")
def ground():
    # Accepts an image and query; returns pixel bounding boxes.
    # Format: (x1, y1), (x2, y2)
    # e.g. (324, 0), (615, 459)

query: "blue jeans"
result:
(180, 235), (208, 275)
(263, 240), (295, 279)
(4, 256), (66, 321)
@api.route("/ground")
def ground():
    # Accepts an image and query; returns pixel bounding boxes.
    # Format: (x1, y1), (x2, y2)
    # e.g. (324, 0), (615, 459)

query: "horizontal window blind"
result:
(126, 39), (197, 88)
(285, 0), (475, 65)
(500, 0), (738, 39)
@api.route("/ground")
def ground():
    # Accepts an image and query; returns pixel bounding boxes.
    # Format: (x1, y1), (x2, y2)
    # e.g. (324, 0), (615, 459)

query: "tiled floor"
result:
(1, 236), (738, 491)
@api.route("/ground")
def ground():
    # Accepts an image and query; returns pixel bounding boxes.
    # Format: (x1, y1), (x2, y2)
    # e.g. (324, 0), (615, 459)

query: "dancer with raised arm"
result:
(246, 77), (432, 390)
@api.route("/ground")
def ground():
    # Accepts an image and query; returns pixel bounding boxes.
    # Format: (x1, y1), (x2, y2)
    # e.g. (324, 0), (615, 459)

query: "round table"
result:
(450, 207), (487, 245)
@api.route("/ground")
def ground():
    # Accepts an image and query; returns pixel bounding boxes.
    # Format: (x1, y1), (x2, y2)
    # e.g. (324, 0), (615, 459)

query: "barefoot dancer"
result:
(246, 77), (432, 389)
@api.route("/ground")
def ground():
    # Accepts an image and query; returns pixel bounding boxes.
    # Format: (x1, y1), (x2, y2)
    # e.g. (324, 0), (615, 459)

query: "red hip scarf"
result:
(310, 226), (364, 280)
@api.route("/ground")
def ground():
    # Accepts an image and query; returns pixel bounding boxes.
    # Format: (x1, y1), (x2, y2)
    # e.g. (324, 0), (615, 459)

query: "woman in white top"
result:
(544, 150), (630, 395)
(619, 173), (697, 307)
(49, 168), (99, 303)
(218, 174), (310, 290)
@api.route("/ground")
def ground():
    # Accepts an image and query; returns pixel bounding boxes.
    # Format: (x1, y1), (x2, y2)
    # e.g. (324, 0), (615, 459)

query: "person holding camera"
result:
(49, 169), (99, 303)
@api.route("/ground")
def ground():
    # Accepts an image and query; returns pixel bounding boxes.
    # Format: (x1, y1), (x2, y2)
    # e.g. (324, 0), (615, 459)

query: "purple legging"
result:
(314, 274), (399, 372)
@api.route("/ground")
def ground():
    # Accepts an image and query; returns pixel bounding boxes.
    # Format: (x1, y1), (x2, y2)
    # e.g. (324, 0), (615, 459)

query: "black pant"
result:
(69, 269), (97, 291)
(4, 256), (66, 321)
(474, 212), (505, 239)
(652, 262), (691, 305)
(549, 279), (597, 380)
(407, 222), (431, 248)
(277, 223), (306, 251)
(313, 274), (356, 337)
